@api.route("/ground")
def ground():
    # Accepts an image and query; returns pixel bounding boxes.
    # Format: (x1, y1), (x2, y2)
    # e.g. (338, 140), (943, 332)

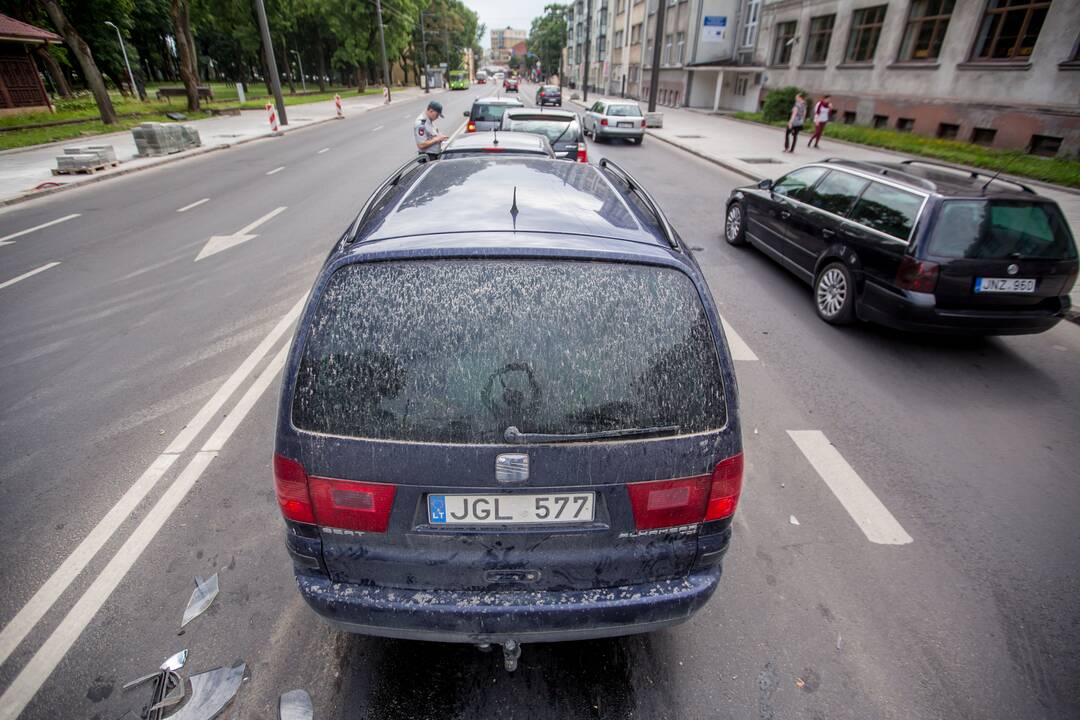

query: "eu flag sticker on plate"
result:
(429, 495), (447, 523)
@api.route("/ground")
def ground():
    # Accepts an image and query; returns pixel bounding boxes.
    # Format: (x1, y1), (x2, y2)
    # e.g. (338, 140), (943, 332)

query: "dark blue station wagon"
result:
(273, 155), (743, 670)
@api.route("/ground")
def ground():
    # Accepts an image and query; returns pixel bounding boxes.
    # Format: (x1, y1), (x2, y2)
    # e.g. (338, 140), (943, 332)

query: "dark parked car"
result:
(441, 130), (555, 159)
(274, 155), (744, 671)
(464, 97), (524, 132)
(500, 108), (586, 161)
(536, 84), (562, 106)
(724, 159), (1077, 334)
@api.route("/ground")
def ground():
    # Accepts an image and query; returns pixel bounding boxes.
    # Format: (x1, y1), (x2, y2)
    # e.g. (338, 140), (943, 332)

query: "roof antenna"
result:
(981, 169), (1002, 192)
(510, 186), (519, 230)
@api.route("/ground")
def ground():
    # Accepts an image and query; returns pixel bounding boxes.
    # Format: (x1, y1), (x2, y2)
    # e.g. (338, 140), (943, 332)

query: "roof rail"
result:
(347, 155), (429, 243)
(598, 158), (680, 251)
(898, 159), (1035, 193)
(820, 157), (937, 191)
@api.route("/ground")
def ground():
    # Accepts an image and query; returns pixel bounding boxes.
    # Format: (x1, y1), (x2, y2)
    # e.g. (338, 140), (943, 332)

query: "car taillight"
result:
(467, 121), (476, 132)
(274, 454), (314, 524)
(576, 143), (588, 163)
(896, 255), (939, 293)
(308, 477), (396, 533)
(273, 453), (396, 532)
(627, 454), (744, 531)
(640, 119), (647, 128)
(600, 118), (609, 126)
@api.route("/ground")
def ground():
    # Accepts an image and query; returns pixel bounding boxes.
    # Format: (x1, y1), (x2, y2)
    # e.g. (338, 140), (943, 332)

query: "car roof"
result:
(816, 159), (1040, 199)
(474, 96), (522, 105)
(503, 108), (577, 120)
(444, 131), (550, 151)
(353, 157), (675, 253)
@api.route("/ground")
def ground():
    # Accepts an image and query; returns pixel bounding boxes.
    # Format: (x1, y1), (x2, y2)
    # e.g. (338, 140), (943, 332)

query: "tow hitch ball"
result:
(502, 640), (522, 672)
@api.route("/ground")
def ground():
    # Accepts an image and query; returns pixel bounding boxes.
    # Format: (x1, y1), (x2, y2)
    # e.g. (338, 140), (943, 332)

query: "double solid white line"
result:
(0, 295), (307, 719)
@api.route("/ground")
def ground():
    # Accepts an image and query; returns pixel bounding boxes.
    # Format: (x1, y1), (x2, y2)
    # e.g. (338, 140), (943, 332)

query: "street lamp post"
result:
(290, 50), (306, 92)
(419, 12), (430, 93)
(103, 21), (138, 100)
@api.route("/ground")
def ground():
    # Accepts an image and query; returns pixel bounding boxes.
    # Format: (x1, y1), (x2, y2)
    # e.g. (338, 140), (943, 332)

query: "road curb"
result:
(644, 130), (765, 184)
(0, 92), (431, 210)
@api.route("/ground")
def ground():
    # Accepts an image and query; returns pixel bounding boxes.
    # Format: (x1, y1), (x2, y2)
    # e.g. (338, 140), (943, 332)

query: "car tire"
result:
(814, 262), (856, 325)
(724, 202), (747, 247)
(633, 135), (644, 145)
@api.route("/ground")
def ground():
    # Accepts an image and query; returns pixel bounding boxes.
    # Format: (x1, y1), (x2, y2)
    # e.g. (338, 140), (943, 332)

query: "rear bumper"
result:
(296, 565), (722, 644)
(857, 280), (1068, 335)
(596, 125), (644, 138)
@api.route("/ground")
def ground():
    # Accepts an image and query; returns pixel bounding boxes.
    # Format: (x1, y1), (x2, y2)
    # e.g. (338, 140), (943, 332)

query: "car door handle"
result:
(822, 228), (836, 238)
(779, 210), (791, 220)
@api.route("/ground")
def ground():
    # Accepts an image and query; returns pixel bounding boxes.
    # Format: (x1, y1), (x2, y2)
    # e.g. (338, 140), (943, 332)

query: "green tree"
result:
(528, 4), (567, 84)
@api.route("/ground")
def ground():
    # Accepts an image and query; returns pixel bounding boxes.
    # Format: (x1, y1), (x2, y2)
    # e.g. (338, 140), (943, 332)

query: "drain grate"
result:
(676, 134), (705, 139)
(739, 157), (783, 164)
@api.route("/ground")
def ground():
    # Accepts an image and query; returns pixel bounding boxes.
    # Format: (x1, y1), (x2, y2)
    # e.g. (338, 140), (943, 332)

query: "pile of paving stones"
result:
(132, 122), (202, 157)
(52, 145), (119, 175)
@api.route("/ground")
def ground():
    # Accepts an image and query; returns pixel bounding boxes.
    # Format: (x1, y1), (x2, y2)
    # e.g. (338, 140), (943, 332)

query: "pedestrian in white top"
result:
(415, 100), (449, 159)
(808, 94), (832, 149)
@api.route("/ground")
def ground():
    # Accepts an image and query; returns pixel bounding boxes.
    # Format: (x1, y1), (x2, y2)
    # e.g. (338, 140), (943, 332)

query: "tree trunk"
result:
(38, 0), (117, 123)
(105, 70), (128, 97)
(170, 0), (200, 111)
(261, 52), (272, 96)
(34, 46), (71, 97)
(315, 30), (326, 92)
(280, 36), (295, 94)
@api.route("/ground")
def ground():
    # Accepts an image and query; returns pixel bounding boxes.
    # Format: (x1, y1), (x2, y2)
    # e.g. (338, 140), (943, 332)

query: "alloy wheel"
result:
(816, 267), (847, 318)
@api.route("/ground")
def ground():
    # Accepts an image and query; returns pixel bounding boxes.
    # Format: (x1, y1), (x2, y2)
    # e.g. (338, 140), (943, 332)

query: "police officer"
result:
(415, 100), (449, 159)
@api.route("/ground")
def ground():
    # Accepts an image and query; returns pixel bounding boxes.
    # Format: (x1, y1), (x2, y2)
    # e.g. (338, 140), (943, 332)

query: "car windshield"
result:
(293, 260), (726, 444)
(927, 200), (1077, 260)
(607, 104), (643, 117)
(472, 103), (517, 122)
(503, 117), (580, 143)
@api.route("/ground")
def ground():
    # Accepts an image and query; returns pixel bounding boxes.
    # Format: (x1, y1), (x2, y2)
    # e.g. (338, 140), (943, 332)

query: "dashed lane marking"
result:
(0, 214), (80, 247)
(176, 198), (209, 213)
(266, 166), (285, 175)
(0, 261), (61, 290)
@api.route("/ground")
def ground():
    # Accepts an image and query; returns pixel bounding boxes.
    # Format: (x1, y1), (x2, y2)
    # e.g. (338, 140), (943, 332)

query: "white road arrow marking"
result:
(195, 206), (287, 262)
(0, 213), (80, 248)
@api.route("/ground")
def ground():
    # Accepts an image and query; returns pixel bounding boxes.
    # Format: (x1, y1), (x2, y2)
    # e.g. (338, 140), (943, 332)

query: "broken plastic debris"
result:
(836, 633), (843, 651)
(279, 689), (313, 720)
(789, 515), (800, 526)
(181, 574), (219, 628)
(795, 677), (806, 689)
(753, 428), (758, 435)
(162, 649), (189, 671)
(172, 662), (245, 720)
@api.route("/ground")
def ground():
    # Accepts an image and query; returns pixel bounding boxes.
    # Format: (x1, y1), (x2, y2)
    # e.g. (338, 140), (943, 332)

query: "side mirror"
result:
(463, 110), (470, 117)
(757, 178), (774, 190)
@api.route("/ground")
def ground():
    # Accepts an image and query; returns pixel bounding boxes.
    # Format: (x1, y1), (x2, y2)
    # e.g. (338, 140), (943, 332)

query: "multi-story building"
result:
(756, 0), (1080, 156)
(565, 1), (618, 94)
(608, 0), (649, 97)
(490, 26), (528, 65)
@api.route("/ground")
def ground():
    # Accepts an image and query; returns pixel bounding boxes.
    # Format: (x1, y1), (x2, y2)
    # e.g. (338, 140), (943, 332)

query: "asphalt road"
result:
(0, 80), (1078, 720)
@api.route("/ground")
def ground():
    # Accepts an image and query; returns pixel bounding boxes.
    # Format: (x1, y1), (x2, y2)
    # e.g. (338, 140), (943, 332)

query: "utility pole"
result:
(291, 50), (306, 92)
(419, 12), (429, 93)
(253, 0), (287, 125)
(375, 0), (392, 102)
(582, 0), (592, 102)
(647, 0), (667, 113)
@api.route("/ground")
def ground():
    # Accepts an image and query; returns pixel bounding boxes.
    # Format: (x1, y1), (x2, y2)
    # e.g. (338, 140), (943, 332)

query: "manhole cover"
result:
(676, 134), (704, 139)
(739, 157), (783, 164)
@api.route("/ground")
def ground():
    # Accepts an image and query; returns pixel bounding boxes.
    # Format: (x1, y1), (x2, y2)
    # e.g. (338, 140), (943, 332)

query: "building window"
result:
(615, 30), (624, 48)
(629, 64), (639, 82)
(663, 34), (673, 64)
(735, 75), (749, 96)
(1028, 134), (1062, 157)
(742, 0), (761, 47)
(843, 111), (857, 124)
(899, 0), (955, 61)
(631, 23), (641, 44)
(973, 0), (1051, 60)
(805, 15), (835, 64)
(845, 5), (887, 63)
(971, 127), (997, 145)
(896, 117), (915, 132)
(676, 32), (686, 64)
(771, 21), (798, 65)
(937, 122), (960, 139)
(872, 114), (889, 128)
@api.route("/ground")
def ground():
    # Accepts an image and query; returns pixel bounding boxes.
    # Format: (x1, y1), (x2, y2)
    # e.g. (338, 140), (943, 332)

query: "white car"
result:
(582, 100), (645, 144)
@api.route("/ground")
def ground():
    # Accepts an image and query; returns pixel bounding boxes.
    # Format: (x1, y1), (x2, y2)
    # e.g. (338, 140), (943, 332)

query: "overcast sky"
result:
(465, 0), (552, 47)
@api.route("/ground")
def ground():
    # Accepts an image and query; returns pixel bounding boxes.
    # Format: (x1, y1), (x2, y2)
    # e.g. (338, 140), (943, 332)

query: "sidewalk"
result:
(568, 91), (1080, 317)
(0, 86), (438, 208)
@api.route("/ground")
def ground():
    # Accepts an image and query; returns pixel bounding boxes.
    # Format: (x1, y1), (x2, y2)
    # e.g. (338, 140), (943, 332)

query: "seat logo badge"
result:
(496, 454), (529, 483)
(1007, 263), (1019, 275)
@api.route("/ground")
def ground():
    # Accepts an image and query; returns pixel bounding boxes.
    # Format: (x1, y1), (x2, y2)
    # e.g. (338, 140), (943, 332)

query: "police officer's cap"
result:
(427, 101), (444, 118)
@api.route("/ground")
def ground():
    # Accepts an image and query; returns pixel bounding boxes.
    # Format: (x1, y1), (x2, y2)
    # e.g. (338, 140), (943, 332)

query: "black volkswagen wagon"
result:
(273, 155), (743, 670)
(724, 159), (1077, 334)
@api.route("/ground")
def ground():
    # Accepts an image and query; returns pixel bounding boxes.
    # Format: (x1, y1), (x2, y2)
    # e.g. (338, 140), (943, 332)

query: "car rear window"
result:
(503, 117), (580, 143)
(472, 103), (514, 122)
(847, 182), (923, 240)
(927, 200), (1077, 260)
(292, 260), (726, 444)
(541, 85), (560, 92)
(607, 104), (643, 117)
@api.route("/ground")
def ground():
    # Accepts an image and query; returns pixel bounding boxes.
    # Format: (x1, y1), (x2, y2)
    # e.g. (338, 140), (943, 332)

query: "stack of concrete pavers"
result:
(132, 123), (202, 157)
(52, 145), (119, 174)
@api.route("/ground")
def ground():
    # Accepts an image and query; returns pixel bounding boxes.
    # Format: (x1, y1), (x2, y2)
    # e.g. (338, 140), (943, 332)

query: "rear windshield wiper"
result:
(504, 425), (680, 444)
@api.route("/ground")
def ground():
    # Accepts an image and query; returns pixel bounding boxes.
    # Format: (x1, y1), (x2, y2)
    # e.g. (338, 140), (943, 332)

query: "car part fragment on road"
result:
(181, 574), (219, 628)
(171, 662), (245, 720)
(279, 689), (314, 719)
(122, 649), (188, 720)
(789, 515), (800, 526)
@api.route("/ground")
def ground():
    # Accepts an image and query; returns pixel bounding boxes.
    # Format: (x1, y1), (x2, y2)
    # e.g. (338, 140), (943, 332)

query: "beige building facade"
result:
(491, 27), (528, 65)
